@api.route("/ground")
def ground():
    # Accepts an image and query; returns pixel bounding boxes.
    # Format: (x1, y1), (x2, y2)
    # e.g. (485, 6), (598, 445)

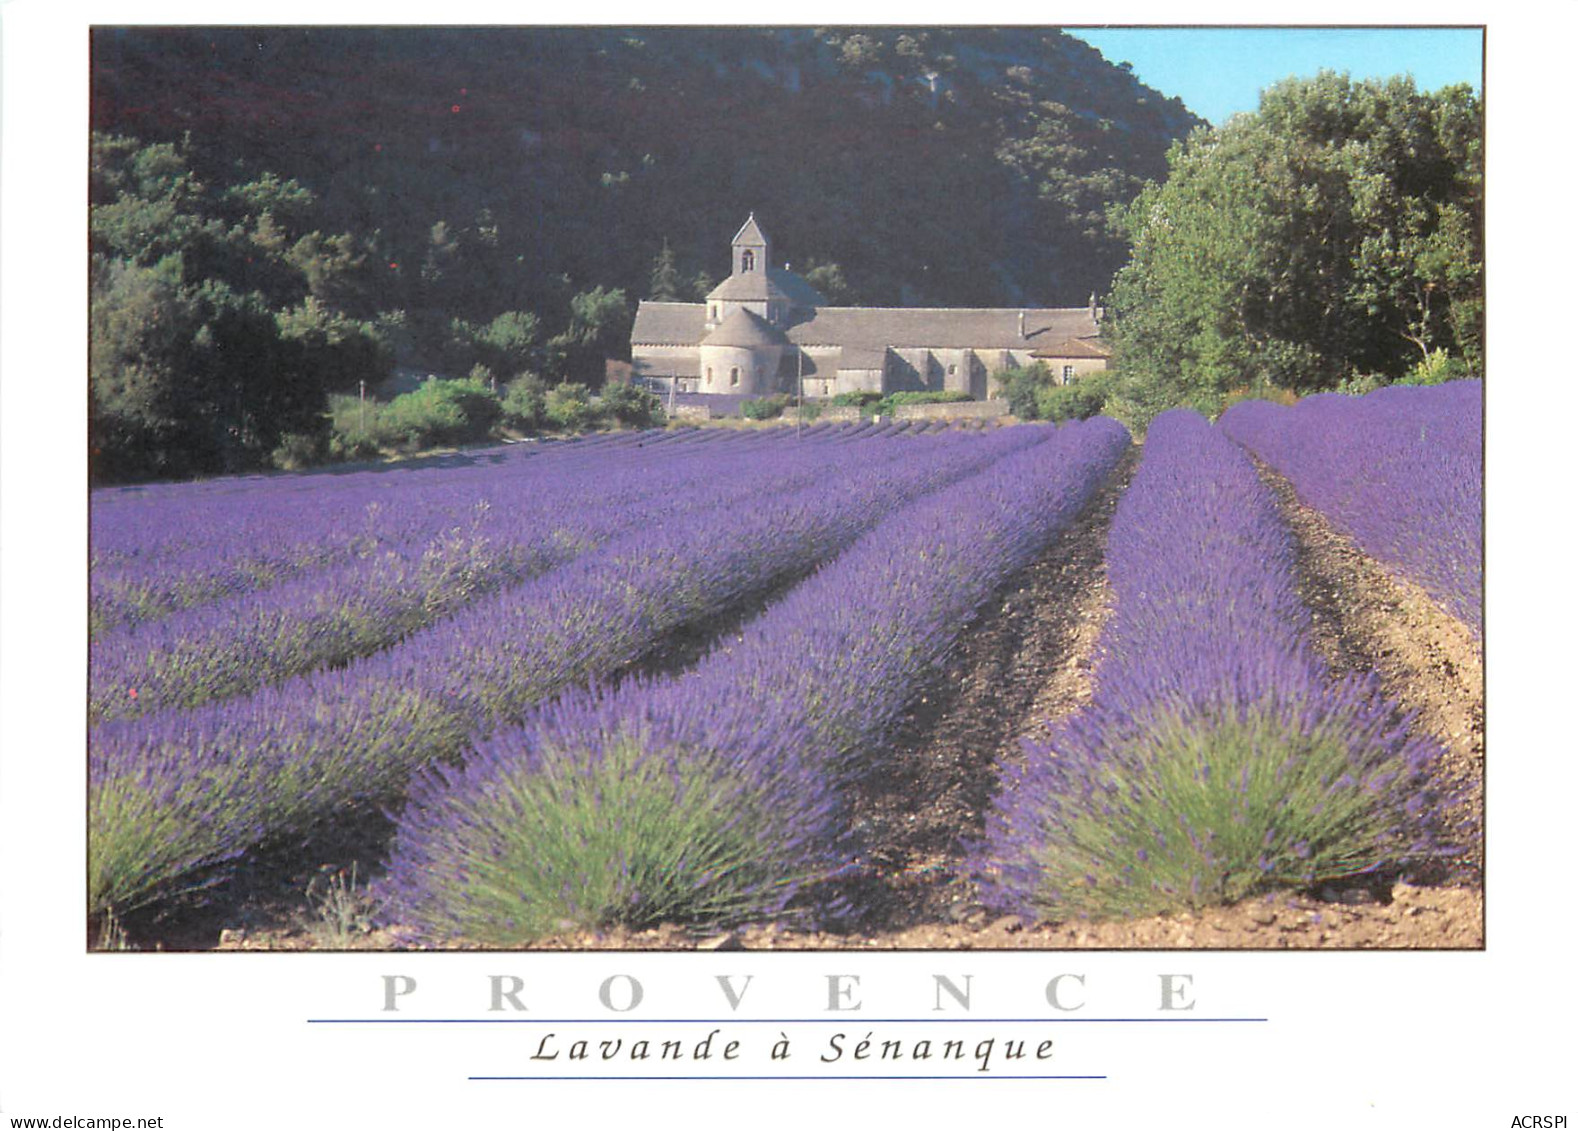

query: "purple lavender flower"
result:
(973, 410), (1452, 922)
(379, 418), (1130, 942)
(90, 427), (884, 720)
(90, 424), (1050, 920)
(1219, 381), (1482, 640)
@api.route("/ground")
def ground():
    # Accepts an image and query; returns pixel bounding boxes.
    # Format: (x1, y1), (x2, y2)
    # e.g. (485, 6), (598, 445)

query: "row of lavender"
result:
(92, 418), (958, 581)
(90, 426), (794, 634)
(91, 420), (935, 607)
(89, 424), (1044, 920)
(89, 425), (933, 721)
(973, 410), (1455, 920)
(91, 427), (658, 517)
(376, 417), (1132, 943)
(1219, 381), (1483, 639)
(91, 428), (670, 564)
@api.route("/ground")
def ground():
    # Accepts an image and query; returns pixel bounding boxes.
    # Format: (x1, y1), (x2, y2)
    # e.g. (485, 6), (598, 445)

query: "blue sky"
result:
(1069, 27), (1484, 125)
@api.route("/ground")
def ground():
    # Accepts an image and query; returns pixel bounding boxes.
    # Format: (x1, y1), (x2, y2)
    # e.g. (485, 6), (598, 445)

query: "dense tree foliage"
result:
(1102, 72), (1482, 426)
(91, 27), (1197, 314)
(89, 134), (394, 480)
(1000, 364), (1110, 422)
(91, 132), (646, 481)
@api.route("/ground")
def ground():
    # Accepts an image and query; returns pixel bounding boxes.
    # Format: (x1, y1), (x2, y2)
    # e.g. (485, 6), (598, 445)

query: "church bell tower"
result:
(731, 213), (770, 278)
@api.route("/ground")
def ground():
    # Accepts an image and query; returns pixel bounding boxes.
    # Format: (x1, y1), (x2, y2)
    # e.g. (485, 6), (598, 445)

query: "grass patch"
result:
(304, 864), (378, 947)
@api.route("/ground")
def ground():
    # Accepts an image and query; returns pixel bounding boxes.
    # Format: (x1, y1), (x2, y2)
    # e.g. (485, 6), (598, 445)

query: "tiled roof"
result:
(703, 266), (824, 307)
(1030, 336), (1114, 359)
(706, 271), (789, 302)
(632, 301), (1101, 354)
(786, 307), (1100, 351)
(732, 213), (769, 247)
(630, 302), (707, 345)
(631, 352), (700, 378)
(767, 267), (826, 308)
(702, 308), (788, 348)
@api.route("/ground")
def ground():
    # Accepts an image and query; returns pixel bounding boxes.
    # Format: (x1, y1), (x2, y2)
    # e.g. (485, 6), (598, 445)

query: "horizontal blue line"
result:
(310, 1017), (1266, 1024)
(470, 1075), (1108, 1081)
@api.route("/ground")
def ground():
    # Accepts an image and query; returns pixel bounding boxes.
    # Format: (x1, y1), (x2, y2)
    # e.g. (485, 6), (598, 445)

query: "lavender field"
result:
(1220, 381), (1483, 640)
(88, 388), (1484, 950)
(974, 410), (1454, 922)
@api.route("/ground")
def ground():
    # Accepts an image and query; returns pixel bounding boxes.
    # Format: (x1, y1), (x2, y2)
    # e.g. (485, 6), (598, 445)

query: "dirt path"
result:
(1256, 459), (1484, 884)
(813, 445), (1139, 935)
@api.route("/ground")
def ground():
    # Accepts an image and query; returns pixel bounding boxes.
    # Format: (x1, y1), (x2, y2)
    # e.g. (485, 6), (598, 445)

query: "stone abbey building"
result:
(629, 215), (1111, 400)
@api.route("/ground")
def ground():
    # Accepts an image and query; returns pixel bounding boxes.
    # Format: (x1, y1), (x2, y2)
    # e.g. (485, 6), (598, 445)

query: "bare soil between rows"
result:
(115, 441), (1484, 952)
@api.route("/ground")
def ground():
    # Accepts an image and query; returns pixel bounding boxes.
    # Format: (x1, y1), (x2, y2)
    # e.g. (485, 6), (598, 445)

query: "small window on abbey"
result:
(730, 367), (740, 387)
(741, 250), (755, 272)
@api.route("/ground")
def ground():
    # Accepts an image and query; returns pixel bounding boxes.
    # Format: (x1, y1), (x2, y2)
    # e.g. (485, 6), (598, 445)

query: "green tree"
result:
(995, 100), (1152, 300)
(563, 286), (630, 348)
(90, 256), (204, 480)
(421, 219), (461, 287)
(801, 259), (851, 305)
(221, 171), (317, 230)
(548, 287), (630, 384)
(600, 383), (665, 428)
(90, 135), (222, 271)
(836, 33), (886, 69)
(286, 230), (370, 309)
(275, 295), (392, 395)
(88, 132), (389, 479)
(91, 259), (334, 479)
(477, 310), (542, 374)
(500, 373), (548, 431)
(190, 286), (331, 469)
(1000, 363), (1052, 420)
(648, 240), (684, 301)
(544, 382), (602, 431)
(442, 309), (544, 377)
(371, 309), (415, 363)
(1105, 72), (1483, 426)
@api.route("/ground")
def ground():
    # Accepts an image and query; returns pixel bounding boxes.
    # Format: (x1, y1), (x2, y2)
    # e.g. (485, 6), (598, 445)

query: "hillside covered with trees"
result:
(93, 27), (1197, 311)
(90, 26), (1201, 481)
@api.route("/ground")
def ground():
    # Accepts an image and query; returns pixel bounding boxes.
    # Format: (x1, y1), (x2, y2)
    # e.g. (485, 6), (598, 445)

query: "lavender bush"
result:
(378, 418), (1130, 943)
(1219, 380), (1482, 639)
(379, 689), (842, 941)
(89, 427), (733, 634)
(973, 409), (1452, 921)
(90, 429), (866, 720)
(90, 426), (1038, 920)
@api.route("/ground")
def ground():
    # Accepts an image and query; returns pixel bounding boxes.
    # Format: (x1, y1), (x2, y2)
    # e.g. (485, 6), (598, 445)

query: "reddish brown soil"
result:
(118, 442), (1484, 953)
